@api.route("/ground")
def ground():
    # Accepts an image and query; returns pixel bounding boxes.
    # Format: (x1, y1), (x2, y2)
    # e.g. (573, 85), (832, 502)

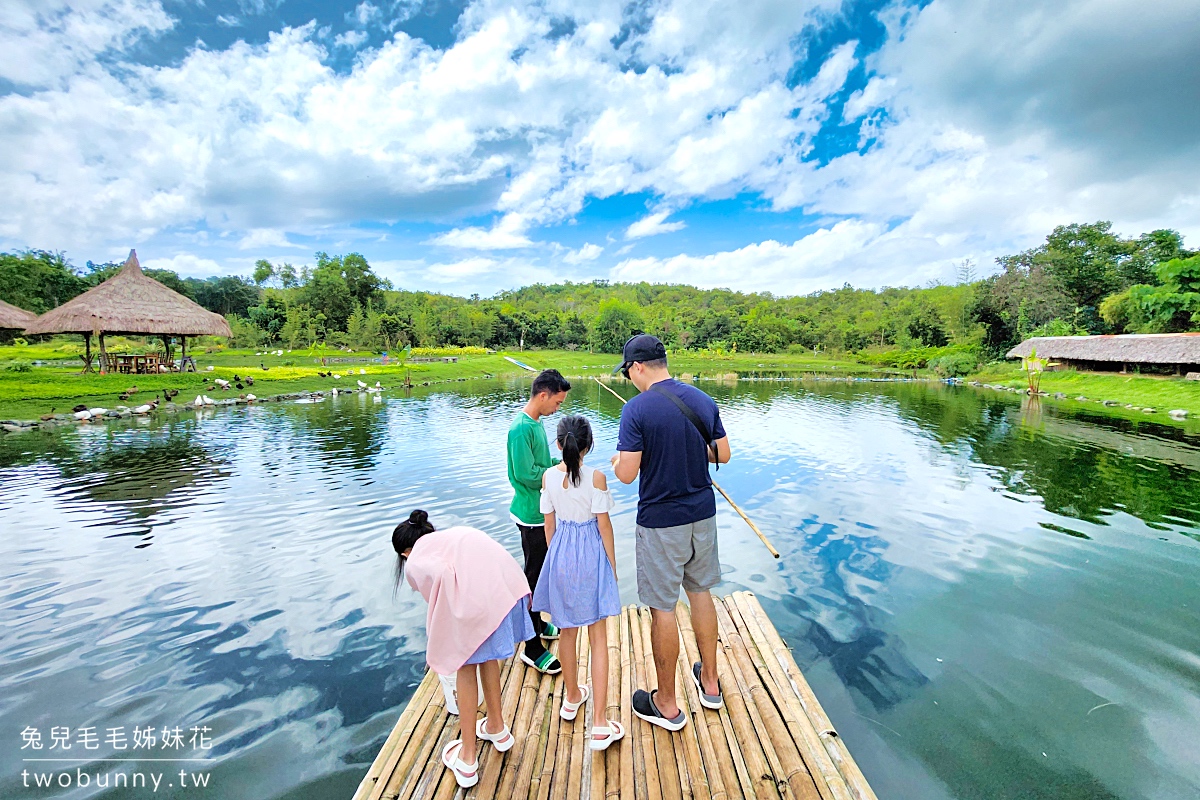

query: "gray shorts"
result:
(635, 515), (721, 611)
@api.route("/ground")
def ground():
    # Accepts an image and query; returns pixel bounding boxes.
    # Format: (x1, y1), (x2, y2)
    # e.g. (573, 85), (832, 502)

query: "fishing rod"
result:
(590, 376), (780, 560)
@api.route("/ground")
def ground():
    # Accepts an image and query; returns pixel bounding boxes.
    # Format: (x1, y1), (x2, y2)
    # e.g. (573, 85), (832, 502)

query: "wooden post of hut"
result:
(22, 250), (232, 372)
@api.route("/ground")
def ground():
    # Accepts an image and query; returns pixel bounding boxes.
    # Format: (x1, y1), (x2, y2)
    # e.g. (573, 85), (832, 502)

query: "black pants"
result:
(518, 523), (549, 659)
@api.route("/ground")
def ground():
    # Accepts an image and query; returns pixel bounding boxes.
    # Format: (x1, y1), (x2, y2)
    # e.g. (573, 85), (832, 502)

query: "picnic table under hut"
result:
(24, 250), (232, 373)
(0, 298), (37, 335)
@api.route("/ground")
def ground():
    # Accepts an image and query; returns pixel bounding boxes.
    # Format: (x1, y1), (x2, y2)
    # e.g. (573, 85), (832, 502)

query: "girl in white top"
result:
(531, 414), (624, 750)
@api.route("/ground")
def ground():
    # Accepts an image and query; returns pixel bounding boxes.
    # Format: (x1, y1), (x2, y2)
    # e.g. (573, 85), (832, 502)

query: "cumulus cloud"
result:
(563, 243), (603, 264)
(1, 0), (1197, 297)
(625, 210), (685, 240)
(142, 253), (226, 277)
(333, 29), (369, 48)
(237, 228), (301, 250)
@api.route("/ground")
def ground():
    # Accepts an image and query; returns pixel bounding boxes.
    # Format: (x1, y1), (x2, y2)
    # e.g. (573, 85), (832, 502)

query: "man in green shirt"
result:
(507, 369), (572, 673)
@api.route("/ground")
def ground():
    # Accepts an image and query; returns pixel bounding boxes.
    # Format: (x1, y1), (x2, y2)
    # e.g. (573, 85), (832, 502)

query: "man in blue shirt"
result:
(610, 335), (731, 731)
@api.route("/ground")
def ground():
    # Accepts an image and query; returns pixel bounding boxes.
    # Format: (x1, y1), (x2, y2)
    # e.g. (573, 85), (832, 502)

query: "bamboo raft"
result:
(352, 592), (878, 800)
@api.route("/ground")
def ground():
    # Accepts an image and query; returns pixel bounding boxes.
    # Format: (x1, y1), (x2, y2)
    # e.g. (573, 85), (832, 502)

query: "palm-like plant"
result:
(1021, 347), (1058, 393)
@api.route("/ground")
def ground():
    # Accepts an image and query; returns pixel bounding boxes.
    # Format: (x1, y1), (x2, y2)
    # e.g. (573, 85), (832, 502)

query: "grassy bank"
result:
(968, 362), (1200, 424)
(0, 344), (881, 420)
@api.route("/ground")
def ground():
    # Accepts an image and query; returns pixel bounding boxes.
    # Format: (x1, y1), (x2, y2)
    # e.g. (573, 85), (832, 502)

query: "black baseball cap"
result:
(612, 334), (667, 375)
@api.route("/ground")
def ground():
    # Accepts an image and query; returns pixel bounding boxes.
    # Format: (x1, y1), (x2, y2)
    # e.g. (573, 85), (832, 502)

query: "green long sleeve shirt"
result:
(507, 411), (559, 526)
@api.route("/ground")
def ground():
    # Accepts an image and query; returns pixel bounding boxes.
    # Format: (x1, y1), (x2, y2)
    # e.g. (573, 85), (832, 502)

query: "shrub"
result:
(930, 352), (980, 377)
(4, 360), (32, 372)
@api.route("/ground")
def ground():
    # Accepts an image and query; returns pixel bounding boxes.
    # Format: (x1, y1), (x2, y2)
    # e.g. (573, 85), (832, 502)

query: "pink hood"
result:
(405, 526), (531, 674)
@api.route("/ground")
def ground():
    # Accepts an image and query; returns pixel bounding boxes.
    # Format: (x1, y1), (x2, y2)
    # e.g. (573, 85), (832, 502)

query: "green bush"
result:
(930, 352), (980, 377)
(410, 346), (491, 356)
(856, 344), (979, 370)
(4, 360), (32, 372)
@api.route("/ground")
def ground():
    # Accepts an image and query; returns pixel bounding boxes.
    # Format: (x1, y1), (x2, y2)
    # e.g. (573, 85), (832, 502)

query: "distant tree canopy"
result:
(1, 222), (1194, 356)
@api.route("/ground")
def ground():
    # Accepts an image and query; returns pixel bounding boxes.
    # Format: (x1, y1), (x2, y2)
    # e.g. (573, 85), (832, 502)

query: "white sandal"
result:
(589, 720), (626, 751)
(475, 717), (515, 752)
(560, 684), (591, 721)
(441, 740), (479, 788)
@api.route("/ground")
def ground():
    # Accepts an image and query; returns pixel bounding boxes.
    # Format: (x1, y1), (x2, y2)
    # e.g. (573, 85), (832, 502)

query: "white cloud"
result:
(1, 0), (1198, 295)
(236, 228), (302, 250)
(333, 29), (368, 48)
(216, 15), (242, 28)
(563, 242), (602, 264)
(142, 253), (225, 277)
(348, 2), (380, 26)
(625, 210), (685, 240)
(428, 214), (533, 249)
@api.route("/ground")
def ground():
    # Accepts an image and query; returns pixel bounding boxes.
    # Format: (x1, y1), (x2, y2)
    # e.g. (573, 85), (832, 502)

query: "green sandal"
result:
(520, 648), (562, 674)
(541, 623), (560, 641)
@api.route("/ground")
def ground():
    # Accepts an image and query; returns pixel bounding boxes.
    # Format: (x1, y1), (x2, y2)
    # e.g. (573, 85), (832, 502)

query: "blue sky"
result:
(1, 0), (1198, 297)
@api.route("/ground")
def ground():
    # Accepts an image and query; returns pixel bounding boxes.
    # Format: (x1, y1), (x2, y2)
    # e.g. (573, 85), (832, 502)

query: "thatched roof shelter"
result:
(0, 298), (37, 331)
(25, 250), (231, 338)
(1007, 333), (1200, 365)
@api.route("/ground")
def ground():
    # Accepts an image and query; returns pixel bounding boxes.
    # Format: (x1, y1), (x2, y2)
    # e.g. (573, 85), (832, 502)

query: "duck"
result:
(124, 386), (138, 395)
(245, 376), (254, 386)
(72, 404), (88, 413)
(194, 394), (205, 407)
(165, 388), (179, 399)
(332, 373), (341, 380)
(375, 381), (382, 389)
(40, 408), (56, 421)
(359, 368), (366, 375)
(357, 380), (368, 388)
(214, 378), (230, 389)
(232, 374), (241, 382)
(245, 393), (257, 401)
(132, 400), (157, 415)
(331, 387), (339, 397)
(261, 363), (269, 371)
(202, 395), (215, 406)
(88, 407), (107, 417)
(74, 409), (92, 420)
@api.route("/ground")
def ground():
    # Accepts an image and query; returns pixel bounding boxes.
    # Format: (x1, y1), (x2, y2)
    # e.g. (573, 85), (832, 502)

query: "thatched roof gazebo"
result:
(1008, 333), (1200, 374)
(0, 298), (37, 332)
(25, 250), (232, 372)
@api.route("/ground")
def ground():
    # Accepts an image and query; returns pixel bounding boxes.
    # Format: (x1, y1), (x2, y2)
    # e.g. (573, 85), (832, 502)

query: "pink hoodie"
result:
(405, 526), (531, 674)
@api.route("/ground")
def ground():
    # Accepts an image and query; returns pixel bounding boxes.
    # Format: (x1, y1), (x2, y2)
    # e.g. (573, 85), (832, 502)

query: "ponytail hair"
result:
(556, 415), (593, 488)
(392, 509), (436, 592)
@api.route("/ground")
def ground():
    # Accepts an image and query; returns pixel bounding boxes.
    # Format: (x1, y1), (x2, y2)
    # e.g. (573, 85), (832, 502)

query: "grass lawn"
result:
(970, 362), (1200, 426)
(0, 343), (880, 420)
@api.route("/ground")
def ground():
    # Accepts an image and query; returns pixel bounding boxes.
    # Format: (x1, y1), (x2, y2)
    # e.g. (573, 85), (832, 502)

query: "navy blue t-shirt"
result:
(617, 378), (727, 528)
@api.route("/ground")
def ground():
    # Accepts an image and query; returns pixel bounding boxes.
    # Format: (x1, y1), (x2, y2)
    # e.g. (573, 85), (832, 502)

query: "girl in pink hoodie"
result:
(392, 510), (534, 788)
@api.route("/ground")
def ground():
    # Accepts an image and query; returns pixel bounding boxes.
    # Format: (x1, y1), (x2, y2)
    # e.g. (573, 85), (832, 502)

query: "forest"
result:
(2, 222), (1196, 365)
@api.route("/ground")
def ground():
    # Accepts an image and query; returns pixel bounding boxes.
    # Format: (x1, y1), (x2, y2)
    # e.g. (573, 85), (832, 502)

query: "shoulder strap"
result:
(649, 383), (719, 470)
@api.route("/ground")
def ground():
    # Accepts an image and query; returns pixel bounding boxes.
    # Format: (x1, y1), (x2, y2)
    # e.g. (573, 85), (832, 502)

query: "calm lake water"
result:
(2, 380), (1199, 799)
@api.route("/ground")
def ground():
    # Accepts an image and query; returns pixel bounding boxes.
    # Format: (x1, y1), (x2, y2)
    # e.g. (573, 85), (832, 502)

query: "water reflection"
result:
(0, 380), (1198, 800)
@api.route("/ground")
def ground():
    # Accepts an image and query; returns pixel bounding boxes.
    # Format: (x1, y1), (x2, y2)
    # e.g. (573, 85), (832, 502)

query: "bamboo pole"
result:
(602, 614), (621, 800)
(390, 703), (454, 800)
(502, 667), (557, 800)
(592, 378), (780, 559)
(98, 331), (109, 374)
(673, 604), (731, 800)
(637, 608), (682, 800)
(626, 606), (655, 800)
(735, 596), (878, 800)
(729, 593), (853, 800)
(619, 608), (637, 800)
(706, 598), (777, 800)
(666, 605), (708, 800)
(567, 630), (591, 800)
(536, 660), (566, 800)
(354, 672), (439, 800)
(717, 598), (819, 800)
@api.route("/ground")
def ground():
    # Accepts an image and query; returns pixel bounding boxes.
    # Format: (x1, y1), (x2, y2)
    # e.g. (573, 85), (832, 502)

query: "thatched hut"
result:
(0, 298), (37, 332)
(1007, 333), (1200, 374)
(24, 250), (232, 372)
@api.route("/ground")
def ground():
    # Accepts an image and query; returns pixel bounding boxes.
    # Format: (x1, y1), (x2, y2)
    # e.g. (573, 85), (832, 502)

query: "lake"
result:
(2, 379), (1198, 799)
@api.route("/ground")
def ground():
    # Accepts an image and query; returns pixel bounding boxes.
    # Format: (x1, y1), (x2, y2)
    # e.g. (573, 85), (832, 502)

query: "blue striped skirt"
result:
(464, 596), (534, 666)
(532, 517), (621, 629)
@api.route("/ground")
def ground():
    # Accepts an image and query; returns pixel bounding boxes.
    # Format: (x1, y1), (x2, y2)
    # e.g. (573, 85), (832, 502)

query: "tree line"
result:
(1, 221), (1195, 356)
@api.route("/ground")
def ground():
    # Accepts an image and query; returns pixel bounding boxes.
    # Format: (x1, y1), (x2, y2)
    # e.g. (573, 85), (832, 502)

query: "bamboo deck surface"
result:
(352, 592), (877, 800)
